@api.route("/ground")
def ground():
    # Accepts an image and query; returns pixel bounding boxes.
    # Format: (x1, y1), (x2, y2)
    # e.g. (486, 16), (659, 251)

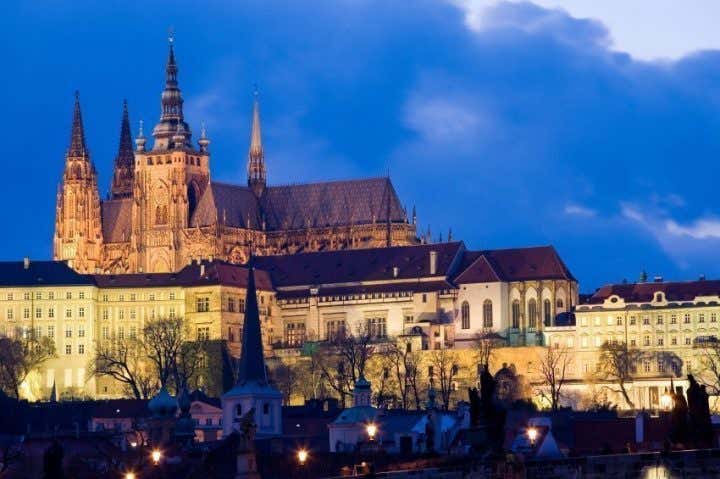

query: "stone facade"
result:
(54, 40), (417, 275)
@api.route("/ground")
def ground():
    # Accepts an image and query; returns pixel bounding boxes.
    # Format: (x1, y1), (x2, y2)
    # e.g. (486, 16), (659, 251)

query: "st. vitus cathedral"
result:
(54, 38), (418, 274)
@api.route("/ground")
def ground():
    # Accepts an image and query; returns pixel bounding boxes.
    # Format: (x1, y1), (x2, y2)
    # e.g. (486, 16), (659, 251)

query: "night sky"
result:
(4, 0), (720, 292)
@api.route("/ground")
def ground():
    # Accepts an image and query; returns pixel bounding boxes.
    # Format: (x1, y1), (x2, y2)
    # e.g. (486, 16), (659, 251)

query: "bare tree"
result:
(385, 339), (423, 410)
(0, 336), (56, 398)
(314, 329), (374, 408)
(597, 341), (643, 409)
(697, 340), (720, 395)
(0, 437), (24, 478)
(269, 361), (301, 405)
(536, 346), (572, 411)
(428, 348), (461, 410)
(89, 335), (153, 400)
(474, 331), (506, 369)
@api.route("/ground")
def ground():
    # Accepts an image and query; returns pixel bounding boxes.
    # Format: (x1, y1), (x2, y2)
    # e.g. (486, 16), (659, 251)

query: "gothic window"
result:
(528, 299), (537, 329)
(187, 184), (199, 225)
(155, 205), (168, 225)
(461, 301), (470, 329)
(512, 300), (520, 329)
(543, 299), (552, 326)
(556, 298), (564, 309)
(483, 300), (493, 328)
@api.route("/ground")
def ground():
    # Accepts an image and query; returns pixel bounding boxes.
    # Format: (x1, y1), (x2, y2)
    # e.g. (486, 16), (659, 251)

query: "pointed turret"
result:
(152, 33), (191, 150)
(236, 265), (267, 385)
(110, 100), (135, 199)
(68, 91), (88, 158)
(247, 89), (267, 196)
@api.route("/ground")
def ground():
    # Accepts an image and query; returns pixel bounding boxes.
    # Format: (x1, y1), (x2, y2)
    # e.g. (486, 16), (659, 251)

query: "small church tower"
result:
(247, 90), (266, 197)
(53, 92), (103, 273)
(222, 264), (282, 437)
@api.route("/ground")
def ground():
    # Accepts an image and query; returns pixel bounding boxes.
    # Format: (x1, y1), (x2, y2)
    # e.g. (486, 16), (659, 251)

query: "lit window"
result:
(483, 300), (493, 328)
(657, 315), (663, 325)
(528, 299), (537, 329)
(79, 292), (85, 299)
(461, 301), (470, 329)
(35, 308), (42, 319)
(512, 300), (521, 329)
(23, 292), (30, 300)
(65, 308), (72, 318)
(65, 327), (72, 338)
(197, 297), (210, 313)
(78, 307), (85, 318)
(197, 327), (210, 341)
(48, 326), (54, 338)
(684, 314), (691, 324)
(23, 308), (29, 319)
(78, 344), (85, 355)
(65, 344), (72, 355)
(48, 307), (54, 318)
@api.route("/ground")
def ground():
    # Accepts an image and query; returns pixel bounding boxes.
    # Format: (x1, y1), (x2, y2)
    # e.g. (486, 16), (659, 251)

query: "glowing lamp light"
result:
(527, 427), (538, 445)
(130, 441), (138, 448)
(151, 449), (162, 465)
(660, 391), (673, 411)
(125, 472), (136, 479)
(366, 423), (378, 441)
(297, 449), (308, 465)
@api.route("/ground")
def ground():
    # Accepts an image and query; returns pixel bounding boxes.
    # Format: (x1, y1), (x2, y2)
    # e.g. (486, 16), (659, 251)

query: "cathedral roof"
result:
(189, 176), (407, 232)
(454, 246), (576, 284)
(100, 198), (132, 243)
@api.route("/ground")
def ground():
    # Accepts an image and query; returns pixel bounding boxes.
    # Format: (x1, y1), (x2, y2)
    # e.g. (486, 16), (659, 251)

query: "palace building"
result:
(53, 38), (417, 275)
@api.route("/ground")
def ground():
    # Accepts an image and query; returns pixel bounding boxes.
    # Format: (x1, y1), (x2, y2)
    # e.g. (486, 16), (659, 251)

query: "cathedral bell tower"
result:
(53, 92), (104, 273)
(132, 34), (212, 273)
(109, 100), (135, 199)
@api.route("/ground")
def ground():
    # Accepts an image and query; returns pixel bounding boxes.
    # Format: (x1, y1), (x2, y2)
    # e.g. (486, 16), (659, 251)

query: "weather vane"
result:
(168, 26), (175, 44)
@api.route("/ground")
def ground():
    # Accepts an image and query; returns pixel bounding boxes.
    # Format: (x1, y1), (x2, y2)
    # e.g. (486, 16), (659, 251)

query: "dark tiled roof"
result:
(235, 265), (267, 385)
(585, 279), (720, 304)
(276, 279), (455, 300)
(454, 246), (576, 284)
(0, 261), (94, 286)
(92, 261), (273, 291)
(253, 242), (465, 287)
(101, 198), (132, 243)
(261, 177), (405, 230)
(191, 182), (261, 229)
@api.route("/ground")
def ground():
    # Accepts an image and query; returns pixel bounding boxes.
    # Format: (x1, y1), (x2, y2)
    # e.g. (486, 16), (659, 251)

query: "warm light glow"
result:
(527, 427), (538, 444)
(366, 423), (378, 440)
(297, 449), (308, 465)
(130, 441), (138, 448)
(125, 473), (136, 479)
(151, 449), (162, 465)
(660, 391), (673, 411)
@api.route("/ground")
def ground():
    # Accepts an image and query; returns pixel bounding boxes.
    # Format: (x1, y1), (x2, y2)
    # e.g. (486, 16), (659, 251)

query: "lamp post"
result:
(124, 472), (136, 479)
(151, 449), (162, 466)
(297, 449), (308, 478)
(660, 388), (673, 412)
(366, 423), (377, 443)
(527, 427), (538, 447)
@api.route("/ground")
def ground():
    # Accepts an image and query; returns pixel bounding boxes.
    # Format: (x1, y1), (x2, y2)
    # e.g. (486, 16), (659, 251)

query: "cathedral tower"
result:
(247, 91), (266, 197)
(53, 92), (104, 272)
(131, 35), (212, 273)
(109, 100), (135, 199)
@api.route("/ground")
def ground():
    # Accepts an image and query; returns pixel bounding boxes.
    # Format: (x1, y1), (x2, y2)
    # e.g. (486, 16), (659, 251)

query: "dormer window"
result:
(654, 292), (664, 302)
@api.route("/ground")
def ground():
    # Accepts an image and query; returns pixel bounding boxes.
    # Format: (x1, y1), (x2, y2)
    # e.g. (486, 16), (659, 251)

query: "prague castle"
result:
(53, 38), (417, 275)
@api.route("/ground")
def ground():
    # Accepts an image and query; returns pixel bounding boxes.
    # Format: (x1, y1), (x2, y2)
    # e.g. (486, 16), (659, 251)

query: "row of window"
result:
(578, 334), (702, 348)
(64, 344), (85, 355)
(580, 312), (718, 327)
(460, 300), (493, 329)
(2, 291), (88, 301)
(101, 292), (177, 302)
(100, 307), (176, 320)
(5, 306), (87, 320)
(511, 299), (564, 329)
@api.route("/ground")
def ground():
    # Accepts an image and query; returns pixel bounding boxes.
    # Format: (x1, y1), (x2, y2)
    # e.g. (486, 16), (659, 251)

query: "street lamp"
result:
(660, 388), (673, 411)
(527, 427), (538, 447)
(366, 423), (377, 442)
(124, 472), (136, 479)
(297, 449), (308, 466)
(151, 449), (162, 465)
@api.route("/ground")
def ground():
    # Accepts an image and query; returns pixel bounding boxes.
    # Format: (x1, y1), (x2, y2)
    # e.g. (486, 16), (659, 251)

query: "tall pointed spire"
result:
(236, 264), (268, 385)
(247, 88), (267, 196)
(152, 31), (191, 150)
(68, 91), (88, 158)
(110, 100), (135, 199)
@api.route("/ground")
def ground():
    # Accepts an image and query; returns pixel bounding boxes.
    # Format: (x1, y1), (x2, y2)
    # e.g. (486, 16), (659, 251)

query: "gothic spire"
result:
(247, 88), (267, 196)
(110, 100), (135, 199)
(152, 32), (191, 150)
(68, 91), (88, 158)
(235, 264), (268, 385)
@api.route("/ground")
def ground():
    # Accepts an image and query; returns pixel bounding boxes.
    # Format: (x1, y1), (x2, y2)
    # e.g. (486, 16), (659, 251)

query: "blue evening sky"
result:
(3, 0), (720, 292)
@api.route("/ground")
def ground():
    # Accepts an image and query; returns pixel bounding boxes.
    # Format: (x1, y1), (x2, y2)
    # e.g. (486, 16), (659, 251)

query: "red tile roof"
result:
(585, 279), (720, 304)
(454, 246), (576, 283)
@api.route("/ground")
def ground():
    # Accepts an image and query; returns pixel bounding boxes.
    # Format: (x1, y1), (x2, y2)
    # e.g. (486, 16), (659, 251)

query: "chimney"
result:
(429, 250), (437, 275)
(200, 264), (206, 277)
(392, 266), (399, 278)
(653, 276), (663, 283)
(700, 274), (706, 281)
(23, 257), (29, 270)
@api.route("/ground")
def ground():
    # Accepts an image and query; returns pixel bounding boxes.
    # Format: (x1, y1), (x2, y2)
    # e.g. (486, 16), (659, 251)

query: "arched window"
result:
(155, 205), (168, 225)
(512, 300), (520, 329)
(528, 299), (537, 329)
(556, 298), (564, 309)
(543, 299), (552, 326)
(461, 301), (470, 329)
(187, 183), (199, 225)
(483, 300), (493, 328)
